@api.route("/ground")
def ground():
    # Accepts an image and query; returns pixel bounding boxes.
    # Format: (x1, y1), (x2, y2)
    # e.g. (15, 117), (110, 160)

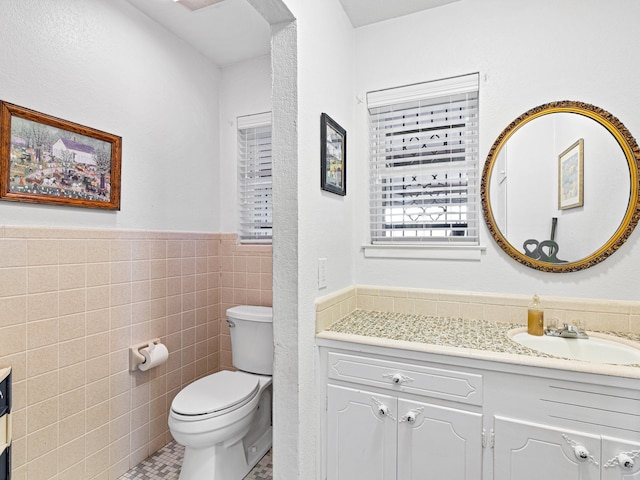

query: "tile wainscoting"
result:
(316, 285), (640, 334)
(0, 226), (271, 480)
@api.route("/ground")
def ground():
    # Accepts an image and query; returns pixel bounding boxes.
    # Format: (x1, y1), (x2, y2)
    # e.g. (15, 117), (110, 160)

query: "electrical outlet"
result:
(318, 258), (328, 289)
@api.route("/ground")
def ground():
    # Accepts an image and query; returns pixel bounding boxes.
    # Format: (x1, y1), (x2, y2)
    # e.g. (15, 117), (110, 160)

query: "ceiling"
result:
(126, 0), (460, 66)
(340, 0), (459, 27)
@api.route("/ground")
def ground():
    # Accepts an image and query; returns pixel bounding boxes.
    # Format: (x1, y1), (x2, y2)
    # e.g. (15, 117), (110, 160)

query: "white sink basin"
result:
(508, 328), (640, 365)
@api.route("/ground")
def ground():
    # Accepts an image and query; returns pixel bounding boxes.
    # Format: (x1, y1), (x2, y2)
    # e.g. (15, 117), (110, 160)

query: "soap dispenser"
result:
(527, 294), (544, 336)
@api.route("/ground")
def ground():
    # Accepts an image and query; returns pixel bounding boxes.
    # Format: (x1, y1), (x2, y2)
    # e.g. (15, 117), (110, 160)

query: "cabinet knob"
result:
(371, 396), (396, 421)
(562, 434), (598, 466)
(400, 407), (423, 424)
(382, 372), (414, 384)
(573, 445), (590, 461)
(604, 450), (639, 469)
(617, 453), (635, 470)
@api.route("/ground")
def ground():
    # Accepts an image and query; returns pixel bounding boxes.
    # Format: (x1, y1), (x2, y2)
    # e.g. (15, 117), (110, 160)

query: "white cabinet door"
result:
(493, 416), (600, 480)
(397, 399), (483, 480)
(602, 436), (640, 480)
(327, 384), (397, 480)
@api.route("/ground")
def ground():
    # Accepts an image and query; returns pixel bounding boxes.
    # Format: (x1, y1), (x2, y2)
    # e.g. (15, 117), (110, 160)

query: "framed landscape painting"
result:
(558, 138), (584, 210)
(0, 101), (122, 210)
(320, 112), (346, 196)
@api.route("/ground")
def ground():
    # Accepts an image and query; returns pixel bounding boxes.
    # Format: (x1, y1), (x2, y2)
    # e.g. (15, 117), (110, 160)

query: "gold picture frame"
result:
(0, 101), (122, 210)
(558, 138), (584, 210)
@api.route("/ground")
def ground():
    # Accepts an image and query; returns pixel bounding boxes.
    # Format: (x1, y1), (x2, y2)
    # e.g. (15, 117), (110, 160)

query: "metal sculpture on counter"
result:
(522, 218), (567, 263)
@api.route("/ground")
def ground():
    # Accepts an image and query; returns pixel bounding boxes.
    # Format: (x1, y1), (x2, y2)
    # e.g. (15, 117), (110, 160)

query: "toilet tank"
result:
(226, 305), (273, 375)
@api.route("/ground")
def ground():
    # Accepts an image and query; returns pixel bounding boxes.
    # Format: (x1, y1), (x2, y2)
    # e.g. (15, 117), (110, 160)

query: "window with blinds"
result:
(368, 74), (479, 245)
(238, 112), (272, 243)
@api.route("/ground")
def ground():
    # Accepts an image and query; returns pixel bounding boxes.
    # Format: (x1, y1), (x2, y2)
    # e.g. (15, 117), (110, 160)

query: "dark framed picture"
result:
(320, 112), (346, 196)
(0, 101), (122, 210)
(558, 138), (584, 210)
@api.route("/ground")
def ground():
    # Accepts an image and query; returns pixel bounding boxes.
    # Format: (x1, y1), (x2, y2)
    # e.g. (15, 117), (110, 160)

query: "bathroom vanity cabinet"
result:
(493, 416), (640, 480)
(317, 339), (640, 480)
(325, 351), (483, 480)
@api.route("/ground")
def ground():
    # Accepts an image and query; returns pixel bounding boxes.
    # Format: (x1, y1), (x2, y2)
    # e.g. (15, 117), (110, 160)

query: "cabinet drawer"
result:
(327, 352), (483, 406)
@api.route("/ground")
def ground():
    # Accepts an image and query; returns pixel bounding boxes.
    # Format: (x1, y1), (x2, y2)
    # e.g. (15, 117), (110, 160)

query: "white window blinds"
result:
(368, 73), (479, 245)
(238, 112), (272, 243)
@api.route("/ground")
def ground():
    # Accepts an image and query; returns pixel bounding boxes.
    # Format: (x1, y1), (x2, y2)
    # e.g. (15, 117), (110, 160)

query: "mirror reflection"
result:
(482, 101), (640, 272)
(490, 112), (629, 262)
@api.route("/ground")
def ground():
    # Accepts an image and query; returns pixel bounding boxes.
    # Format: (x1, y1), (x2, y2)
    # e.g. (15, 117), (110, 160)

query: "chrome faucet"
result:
(545, 323), (589, 339)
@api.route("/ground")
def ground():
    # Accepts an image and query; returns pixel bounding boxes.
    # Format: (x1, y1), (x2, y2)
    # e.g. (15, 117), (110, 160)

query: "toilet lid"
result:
(172, 371), (260, 416)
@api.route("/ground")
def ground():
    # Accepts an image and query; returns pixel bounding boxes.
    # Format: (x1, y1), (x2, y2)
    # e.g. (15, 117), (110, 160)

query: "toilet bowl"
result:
(168, 306), (273, 480)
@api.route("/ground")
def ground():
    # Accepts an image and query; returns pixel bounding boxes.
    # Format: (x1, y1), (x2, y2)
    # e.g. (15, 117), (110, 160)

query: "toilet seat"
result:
(171, 371), (260, 419)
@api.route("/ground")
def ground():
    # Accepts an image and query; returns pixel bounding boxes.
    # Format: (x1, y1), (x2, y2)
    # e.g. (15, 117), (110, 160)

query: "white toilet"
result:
(168, 305), (273, 480)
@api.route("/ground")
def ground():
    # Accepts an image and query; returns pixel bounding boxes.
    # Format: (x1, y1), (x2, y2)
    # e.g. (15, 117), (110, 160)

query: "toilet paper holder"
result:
(129, 338), (161, 372)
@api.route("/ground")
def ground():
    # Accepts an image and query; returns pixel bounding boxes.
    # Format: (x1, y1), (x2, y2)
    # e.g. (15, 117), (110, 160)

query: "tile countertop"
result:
(317, 310), (640, 379)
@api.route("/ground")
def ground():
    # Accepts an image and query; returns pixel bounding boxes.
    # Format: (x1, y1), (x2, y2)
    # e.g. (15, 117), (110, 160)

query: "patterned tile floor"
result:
(118, 441), (272, 480)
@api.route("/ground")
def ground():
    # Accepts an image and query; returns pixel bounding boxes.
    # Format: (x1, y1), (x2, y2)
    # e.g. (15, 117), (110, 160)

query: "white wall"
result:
(295, 4), (356, 476)
(219, 55), (272, 233)
(0, 0), (221, 232)
(260, 0), (356, 478)
(352, 0), (640, 300)
(502, 116), (556, 245)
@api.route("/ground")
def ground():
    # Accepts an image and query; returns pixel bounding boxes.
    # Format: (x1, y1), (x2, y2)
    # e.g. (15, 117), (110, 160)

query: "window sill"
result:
(362, 244), (486, 260)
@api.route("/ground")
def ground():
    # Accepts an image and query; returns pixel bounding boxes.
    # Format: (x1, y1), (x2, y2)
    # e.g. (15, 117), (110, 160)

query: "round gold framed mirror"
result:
(481, 101), (640, 272)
